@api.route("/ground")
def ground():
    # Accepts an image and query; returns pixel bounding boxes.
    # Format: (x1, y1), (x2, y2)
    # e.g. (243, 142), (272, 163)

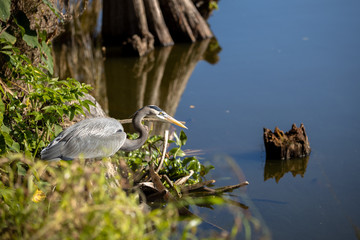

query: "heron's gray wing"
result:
(41, 118), (126, 160)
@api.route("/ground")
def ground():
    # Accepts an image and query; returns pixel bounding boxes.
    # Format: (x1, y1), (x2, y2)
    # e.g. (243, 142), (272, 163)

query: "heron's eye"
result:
(157, 112), (166, 119)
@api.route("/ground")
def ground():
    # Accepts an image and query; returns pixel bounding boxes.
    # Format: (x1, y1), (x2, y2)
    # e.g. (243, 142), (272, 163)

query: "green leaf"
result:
(209, 1), (219, 10)
(168, 148), (185, 158)
(0, 95), (4, 125)
(41, 40), (53, 74)
(34, 113), (43, 121)
(187, 160), (201, 172)
(23, 31), (39, 48)
(182, 156), (197, 166)
(14, 11), (39, 48)
(0, 182), (15, 204)
(0, 0), (11, 22)
(81, 99), (95, 112)
(42, 0), (63, 21)
(16, 162), (27, 176)
(0, 31), (16, 44)
(1, 44), (13, 50)
(42, 105), (55, 112)
(54, 124), (63, 136)
(1, 124), (10, 134)
(1, 125), (20, 152)
(69, 108), (75, 121)
(179, 130), (187, 146)
(173, 132), (181, 147)
(173, 184), (182, 196)
(201, 164), (214, 176)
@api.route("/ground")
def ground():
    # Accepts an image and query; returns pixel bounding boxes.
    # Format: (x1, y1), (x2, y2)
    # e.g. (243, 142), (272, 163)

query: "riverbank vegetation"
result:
(0, 9), (211, 238)
(0, 1), (255, 239)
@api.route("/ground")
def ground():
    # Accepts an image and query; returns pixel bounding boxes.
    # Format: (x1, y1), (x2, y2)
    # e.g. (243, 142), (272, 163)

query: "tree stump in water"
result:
(102, 0), (155, 56)
(263, 124), (311, 160)
(102, 0), (214, 56)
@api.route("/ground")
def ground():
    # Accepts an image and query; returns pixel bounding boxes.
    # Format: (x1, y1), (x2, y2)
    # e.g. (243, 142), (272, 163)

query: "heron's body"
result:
(40, 118), (126, 160)
(40, 105), (187, 161)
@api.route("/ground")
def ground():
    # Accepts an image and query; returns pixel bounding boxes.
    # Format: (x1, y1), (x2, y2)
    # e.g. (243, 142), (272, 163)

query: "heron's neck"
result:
(120, 111), (148, 152)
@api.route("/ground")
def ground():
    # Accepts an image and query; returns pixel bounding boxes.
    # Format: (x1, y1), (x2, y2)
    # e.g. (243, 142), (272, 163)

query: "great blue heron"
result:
(40, 105), (187, 161)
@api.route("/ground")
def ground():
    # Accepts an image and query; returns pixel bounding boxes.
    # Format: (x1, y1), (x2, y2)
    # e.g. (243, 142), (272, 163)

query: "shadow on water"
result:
(264, 156), (310, 183)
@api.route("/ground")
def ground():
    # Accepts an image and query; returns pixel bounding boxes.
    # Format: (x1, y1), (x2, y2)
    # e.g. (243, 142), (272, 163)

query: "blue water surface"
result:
(173, 0), (360, 239)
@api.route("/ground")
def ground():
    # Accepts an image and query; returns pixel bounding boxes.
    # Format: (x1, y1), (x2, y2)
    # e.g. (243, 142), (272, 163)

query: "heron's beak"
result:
(164, 115), (188, 129)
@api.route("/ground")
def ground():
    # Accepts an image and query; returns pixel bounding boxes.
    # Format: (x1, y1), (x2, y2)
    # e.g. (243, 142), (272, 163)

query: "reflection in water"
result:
(52, 0), (107, 113)
(193, 153), (271, 239)
(53, 44), (108, 114)
(104, 38), (220, 134)
(264, 157), (310, 183)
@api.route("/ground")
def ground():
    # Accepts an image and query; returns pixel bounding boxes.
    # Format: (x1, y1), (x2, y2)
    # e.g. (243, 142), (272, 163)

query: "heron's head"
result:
(144, 105), (188, 129)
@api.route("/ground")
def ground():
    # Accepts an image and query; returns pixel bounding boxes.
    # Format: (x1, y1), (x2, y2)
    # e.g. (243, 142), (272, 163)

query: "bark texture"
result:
(0, 0), (60, 75)
(102, 0), (154, 56)
(143, 0), (173, 46)
(263, 123), (311, 160)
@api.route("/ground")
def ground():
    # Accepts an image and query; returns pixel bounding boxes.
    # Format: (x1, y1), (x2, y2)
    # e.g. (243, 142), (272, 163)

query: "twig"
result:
(180, 179), (216, 192)
(149, 163), (169, 198)
(8, 80), (29, 94)
(0, 78), (14, 95)
(214, 181), (249, 193)
(0, 24), (10, 35)
(162, 174), (174, 189)
(174, 170), (194, 185)
(133, 166), (146, 183)
(162, 174), (183, 198)
(156, 130), (169, 173)
(184, 181), (250, 197)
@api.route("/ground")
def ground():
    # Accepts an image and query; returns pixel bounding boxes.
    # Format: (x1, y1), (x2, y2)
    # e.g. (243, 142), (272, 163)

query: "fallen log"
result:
(263, 123), (311, 160)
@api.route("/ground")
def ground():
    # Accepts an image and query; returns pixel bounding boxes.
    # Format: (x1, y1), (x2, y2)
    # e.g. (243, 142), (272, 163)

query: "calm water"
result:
(103, 0), (360, 239)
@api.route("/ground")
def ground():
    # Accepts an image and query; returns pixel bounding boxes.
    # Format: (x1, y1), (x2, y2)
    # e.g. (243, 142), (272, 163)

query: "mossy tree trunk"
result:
(0, 0), (60, 74)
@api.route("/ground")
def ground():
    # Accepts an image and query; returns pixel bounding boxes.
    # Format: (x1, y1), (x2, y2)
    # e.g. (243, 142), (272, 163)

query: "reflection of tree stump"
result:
(263, 124), (311, 160)
(264, 157), (309, 183)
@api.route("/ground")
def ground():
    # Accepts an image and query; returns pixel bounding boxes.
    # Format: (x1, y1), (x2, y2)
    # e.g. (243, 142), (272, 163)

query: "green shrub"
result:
(0, 1), (93, 158)
(125, 130), (214, 186)
(0, 2), (217, 239)
(0, 38), (92, 158)
(0, 155), (183, 240)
